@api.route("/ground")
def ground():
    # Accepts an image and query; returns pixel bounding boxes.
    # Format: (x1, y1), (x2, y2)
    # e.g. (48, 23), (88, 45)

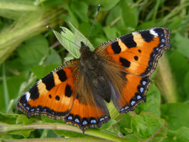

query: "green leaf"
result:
(174, 33), (189, 58)
(161, 103), (189, 131)
(62, 5), (79, 28)
(53, 26), (79, 58)
(51, 23), (94, 58)
(9, 129), (33, 138)
(85, 0), (120, 11)
(0, 113), (34, 137)
(106, 5), (122, 27)
(93, 34), (107, 48)
(167, 16), (182, 31)
(16, 34), (49, 70)
(100, 0), (120, 11)
(31, 64), (59, 79)
(79, 22), (93, 37)
(54, 130), (86, 138)
(136, 21), (154, 30)
(184, 71), (189, 100)
(100, 119), (117, 130)
(0, 112), (18, 124)
(0, 71), (29, 112)
(44, 49), (62, 65)
(119, 0), (138, 28)
(106, 0), (138, 30)
(80, 22), (102, 38)
(128, 112), (167, 141)
(0, 133), (23, 140)
(69, 22), (94, 51)
(71, 2), (88, 22)
(42, 116), (65, 124)
(162, 127), (189, 142)
(103, 27), (117, 40)
(169, 51), (189, 101)
(16, 114), (36, 125)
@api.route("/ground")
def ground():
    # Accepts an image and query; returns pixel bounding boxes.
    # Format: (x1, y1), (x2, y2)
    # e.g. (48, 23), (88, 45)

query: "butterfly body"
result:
(17, 27), (171, 132)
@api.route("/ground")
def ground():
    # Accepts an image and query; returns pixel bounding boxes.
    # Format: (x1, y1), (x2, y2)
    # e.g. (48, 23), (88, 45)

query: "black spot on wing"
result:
(140, 30), (154, 42)
(134, 56), (138, 61)
(42, 72), (55, 91)
(49, 94), (52, 98)
(120, 57), (131, 68)
(57, 69), (67, 82)
(65, 84), (72, 97)
(111, 42), (121, 54)
(29, 83), (39, 100)
(138, 49), (141, 53)
(120, 34), (136, 48)
(55, 95), (60, 101)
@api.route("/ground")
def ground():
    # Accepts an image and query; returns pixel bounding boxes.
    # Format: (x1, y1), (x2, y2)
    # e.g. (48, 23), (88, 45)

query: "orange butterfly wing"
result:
(95, 27), (171, 113)
(64, 90), (110, 131)
(17, 60), (78, 119)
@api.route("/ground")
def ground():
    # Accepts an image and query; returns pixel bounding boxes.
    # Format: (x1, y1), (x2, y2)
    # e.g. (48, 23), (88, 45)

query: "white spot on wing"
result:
(121, 108), (124, 112)
(160, 44), (164, 47)
(131, 100), (136, 106)
(137, 95), (142, 100)
(140, 87), (144, 93)
(75, 118), (79, 123)
(142, 81), (147, 86)
(100, 118), (105, 122)
(91, 119), (96, 124)
(26, 107), (29, 110)
(68, 116), (72, 120)
(125, 106), (129, 110)
(82, 120), (88, 125)
(105, 116), (109, 119)
(150, 29), (158, 37)
(25, 91), (31, 101)
(37, 79), (41, 84)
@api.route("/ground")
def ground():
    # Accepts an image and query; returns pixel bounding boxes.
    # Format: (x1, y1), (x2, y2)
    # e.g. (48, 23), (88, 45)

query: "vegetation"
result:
(0, 0), (189, 141)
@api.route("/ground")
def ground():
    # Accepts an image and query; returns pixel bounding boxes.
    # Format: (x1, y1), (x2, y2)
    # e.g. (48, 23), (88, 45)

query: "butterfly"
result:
(17, 27), (171, 133)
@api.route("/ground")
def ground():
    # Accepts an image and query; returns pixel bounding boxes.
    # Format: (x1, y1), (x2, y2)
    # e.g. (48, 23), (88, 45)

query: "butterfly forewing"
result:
(17, 60), (79, 119)
(97, 27), (171, 76)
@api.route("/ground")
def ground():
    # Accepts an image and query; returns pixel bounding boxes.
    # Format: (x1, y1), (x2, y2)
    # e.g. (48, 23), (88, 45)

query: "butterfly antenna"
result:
(47, 26), (80, 48)
(86, 4), (100, 46)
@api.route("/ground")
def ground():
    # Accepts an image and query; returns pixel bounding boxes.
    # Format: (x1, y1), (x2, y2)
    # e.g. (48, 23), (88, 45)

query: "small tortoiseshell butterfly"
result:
(17, 27), (171, 132)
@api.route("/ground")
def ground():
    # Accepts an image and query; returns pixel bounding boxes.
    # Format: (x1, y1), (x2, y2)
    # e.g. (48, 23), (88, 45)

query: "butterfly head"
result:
(79, 41), (90, 54)
(79, 41), (100, 72)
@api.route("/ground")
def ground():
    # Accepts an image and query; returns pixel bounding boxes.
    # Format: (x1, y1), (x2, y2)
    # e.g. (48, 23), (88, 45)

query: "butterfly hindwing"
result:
(17, 60), (78, 119)
(64, 94), (110, 131)
(112, 74), (151, 113)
